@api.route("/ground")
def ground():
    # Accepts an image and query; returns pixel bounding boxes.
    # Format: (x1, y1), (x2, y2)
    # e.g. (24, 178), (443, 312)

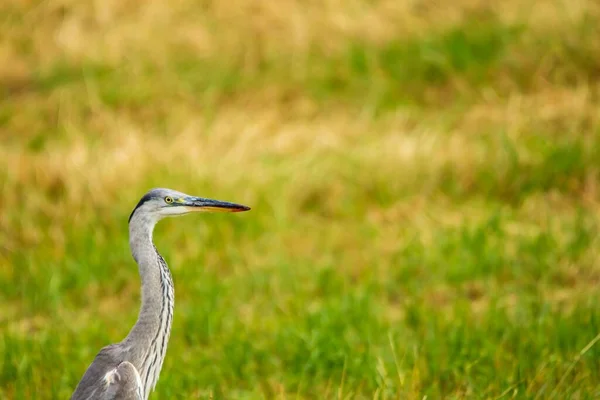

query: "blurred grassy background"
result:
(1, 0), (600, 398)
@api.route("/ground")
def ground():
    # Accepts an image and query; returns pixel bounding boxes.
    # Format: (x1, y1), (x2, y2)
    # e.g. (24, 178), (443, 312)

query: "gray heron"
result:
(71, 188), (250, 400)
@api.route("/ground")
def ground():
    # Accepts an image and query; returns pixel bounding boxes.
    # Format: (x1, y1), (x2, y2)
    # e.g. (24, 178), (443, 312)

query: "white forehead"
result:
(144, 188), (189, 199)
(129, 188), (191, 222)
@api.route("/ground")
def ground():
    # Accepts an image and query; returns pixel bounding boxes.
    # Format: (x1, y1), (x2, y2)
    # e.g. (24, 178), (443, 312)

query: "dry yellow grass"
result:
(2, 0), (600, 398)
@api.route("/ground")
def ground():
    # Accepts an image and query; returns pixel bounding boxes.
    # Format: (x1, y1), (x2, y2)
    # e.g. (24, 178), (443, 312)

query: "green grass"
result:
(1, 0), (600, 398)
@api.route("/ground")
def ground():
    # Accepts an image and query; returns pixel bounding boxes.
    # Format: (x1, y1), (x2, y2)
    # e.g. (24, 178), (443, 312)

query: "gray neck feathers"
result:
(123, 210), (175, 400)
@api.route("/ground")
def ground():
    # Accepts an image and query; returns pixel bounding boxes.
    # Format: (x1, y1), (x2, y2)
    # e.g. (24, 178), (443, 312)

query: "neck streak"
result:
(123, 211), (175, 400)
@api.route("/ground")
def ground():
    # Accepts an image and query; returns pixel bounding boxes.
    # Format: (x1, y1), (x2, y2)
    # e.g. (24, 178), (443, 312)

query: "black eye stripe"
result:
(129, 192), (155, 222)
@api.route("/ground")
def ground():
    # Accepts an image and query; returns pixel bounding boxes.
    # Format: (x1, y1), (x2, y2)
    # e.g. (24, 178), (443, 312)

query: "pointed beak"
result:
(182, 196), (251, 213)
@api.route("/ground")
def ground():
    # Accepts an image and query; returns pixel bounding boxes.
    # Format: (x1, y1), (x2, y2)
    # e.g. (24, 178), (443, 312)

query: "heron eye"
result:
(165, 196), (174, 204)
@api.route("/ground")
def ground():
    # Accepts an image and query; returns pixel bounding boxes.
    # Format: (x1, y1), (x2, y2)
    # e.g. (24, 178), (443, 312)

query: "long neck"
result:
(123, 212), (175, 400)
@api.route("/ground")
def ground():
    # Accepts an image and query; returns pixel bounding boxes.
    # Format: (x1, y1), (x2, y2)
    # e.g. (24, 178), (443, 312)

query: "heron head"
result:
(129, 188), (250, 223)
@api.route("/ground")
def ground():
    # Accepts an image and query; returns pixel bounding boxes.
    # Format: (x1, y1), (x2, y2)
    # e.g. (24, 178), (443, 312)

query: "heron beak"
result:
(183, 197), (251, 213)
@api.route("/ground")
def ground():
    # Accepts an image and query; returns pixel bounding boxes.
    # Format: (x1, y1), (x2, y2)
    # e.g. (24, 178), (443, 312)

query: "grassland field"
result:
(1, 0), (600, 398)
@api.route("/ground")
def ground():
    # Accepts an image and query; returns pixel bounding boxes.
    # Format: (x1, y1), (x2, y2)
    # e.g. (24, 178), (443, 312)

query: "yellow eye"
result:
(165, 196), (174, 204)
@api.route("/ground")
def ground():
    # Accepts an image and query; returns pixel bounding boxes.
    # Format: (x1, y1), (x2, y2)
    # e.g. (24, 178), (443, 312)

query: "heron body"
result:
(71, 188), (250, 400)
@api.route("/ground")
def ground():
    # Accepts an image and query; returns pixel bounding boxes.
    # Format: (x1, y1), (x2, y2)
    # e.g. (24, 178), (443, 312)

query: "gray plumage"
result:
(71, 188), (250, 400)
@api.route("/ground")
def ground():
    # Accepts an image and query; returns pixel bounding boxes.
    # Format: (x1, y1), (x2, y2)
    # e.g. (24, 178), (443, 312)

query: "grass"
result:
(1, 0), (600, 398)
